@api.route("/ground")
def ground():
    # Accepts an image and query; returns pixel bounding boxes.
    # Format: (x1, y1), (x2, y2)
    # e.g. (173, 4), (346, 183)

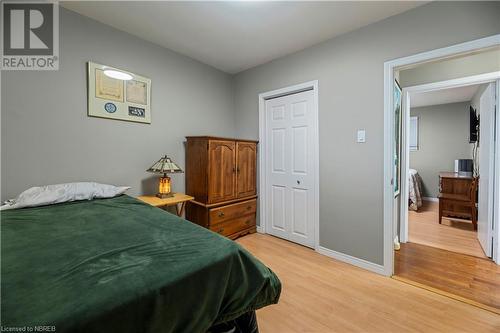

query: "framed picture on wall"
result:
(394, 79), (402, 197)
(87, 62), (151, 124)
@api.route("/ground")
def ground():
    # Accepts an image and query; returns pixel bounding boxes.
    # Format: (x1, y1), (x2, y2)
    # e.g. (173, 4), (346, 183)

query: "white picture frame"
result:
(87, 62), (151, 124)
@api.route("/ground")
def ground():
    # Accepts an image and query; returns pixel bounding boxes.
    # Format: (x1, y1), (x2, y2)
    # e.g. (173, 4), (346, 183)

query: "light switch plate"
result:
(357, 129), (366, 143)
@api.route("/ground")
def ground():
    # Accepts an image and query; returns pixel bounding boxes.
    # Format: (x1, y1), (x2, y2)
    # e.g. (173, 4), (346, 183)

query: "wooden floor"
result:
(237, 234), (500, 332)
(409, 201), (486, 258)
(395, 242), (500, 312)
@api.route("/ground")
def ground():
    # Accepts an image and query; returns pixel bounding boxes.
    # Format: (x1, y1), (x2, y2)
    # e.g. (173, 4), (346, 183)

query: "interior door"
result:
(265, 90), (316, 248)
(208, 140), (236, 203)
(477, 82), (495, 257)
(236, 142), (257, 198)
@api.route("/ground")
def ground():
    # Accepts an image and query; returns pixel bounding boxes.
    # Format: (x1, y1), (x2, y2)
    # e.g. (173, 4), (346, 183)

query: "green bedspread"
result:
(1, 195), (281, 332)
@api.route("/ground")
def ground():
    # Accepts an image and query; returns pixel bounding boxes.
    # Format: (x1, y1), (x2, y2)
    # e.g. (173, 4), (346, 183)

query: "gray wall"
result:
(2, 2), (500, 266)
(471, 83), (489, 111)
(410, 102), (472, 198)
(1, 8), (235, 201)
(470, 83), (490, 175)
(233, 1), (500, 264)
(399, 48), (500, 87)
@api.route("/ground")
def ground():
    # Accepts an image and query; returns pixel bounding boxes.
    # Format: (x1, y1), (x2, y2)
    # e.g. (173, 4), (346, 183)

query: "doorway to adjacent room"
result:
(400, 81), (496, 258)
(395, 73), (500, 312)
(384, 38), (500, 313)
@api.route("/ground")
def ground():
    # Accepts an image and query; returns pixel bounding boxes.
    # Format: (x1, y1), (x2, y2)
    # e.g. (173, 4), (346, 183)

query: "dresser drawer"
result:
(210, 215), (256, 237)
(209, 199), (256, 224)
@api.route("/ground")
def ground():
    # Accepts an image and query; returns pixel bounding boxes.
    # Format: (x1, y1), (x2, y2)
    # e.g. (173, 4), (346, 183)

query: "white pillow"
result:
(0, 182), (130, 210)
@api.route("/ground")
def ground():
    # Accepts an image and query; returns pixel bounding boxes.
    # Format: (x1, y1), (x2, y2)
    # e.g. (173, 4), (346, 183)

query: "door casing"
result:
(384, 34), (500, 276)
(399, 75), (499, 259)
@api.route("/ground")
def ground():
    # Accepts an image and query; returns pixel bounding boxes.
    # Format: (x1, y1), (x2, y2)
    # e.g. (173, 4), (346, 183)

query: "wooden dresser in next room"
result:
(185, 136), (258, 239)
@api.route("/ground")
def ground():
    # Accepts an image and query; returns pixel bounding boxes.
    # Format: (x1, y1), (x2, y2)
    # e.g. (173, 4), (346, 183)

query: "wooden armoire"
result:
(185, 136), (258, 239)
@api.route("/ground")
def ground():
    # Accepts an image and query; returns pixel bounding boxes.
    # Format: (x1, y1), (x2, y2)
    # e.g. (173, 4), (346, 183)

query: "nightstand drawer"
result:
(210, 215), (256, 237)
(209, 199), (256, 224)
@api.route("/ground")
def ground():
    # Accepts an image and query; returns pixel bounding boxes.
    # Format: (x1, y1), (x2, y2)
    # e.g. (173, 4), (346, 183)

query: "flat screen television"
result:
(469, 106), (479, 143)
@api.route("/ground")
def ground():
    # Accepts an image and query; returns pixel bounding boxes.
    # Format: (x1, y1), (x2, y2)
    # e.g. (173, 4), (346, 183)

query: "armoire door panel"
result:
(236, 142), (257, 198)
(208, 140), (236, 203)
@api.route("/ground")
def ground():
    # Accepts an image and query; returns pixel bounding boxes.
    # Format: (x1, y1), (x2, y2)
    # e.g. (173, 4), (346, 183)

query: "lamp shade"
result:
(147, 155), (183, 174)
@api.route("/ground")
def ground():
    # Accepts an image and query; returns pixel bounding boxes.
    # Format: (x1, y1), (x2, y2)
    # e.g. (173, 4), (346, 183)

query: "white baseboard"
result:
(422, 197), (438, 202)
(256, 227), (385, 275)
(316, 246), (386, 275)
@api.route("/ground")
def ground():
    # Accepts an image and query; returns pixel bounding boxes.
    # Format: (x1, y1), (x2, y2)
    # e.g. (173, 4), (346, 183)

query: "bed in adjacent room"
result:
(408, 168), (423, 211)
(1, 193), (281, 333)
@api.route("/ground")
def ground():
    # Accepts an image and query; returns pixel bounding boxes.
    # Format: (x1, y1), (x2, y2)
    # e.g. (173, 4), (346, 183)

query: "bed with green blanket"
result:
(1, 195), (281, 332)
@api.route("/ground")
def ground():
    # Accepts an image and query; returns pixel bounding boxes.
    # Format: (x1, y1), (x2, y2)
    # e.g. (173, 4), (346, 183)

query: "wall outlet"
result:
(357, 129), (366, 143)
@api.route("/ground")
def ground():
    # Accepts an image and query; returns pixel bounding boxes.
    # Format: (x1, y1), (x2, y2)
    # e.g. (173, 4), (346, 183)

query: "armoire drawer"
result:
(210, 215), (256, 237)
(209, 199), (257, 224)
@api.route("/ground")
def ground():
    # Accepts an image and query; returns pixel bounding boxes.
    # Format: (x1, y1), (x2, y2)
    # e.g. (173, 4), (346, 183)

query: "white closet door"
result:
(265, 90), (316, 248)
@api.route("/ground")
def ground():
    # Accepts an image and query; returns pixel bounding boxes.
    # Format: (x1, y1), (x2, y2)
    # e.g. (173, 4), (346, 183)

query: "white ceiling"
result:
(410, 84), (482, 108)
(61, 1), (426, 74)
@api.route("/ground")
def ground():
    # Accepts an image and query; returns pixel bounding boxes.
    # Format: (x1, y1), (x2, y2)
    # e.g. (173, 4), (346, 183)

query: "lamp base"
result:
(156, 193), (174, 199)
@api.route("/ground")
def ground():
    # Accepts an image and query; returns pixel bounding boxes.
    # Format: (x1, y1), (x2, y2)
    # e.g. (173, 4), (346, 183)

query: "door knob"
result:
(297, 180), (301, 184)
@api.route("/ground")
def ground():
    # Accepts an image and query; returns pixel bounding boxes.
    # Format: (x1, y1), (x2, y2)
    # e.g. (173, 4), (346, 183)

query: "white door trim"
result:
(258, 80), (320, 250)
(384, 34), (500, 276)
(399, 88), (410, 243)
(399, 73), (500, 246)
(494, 81), (500, 263)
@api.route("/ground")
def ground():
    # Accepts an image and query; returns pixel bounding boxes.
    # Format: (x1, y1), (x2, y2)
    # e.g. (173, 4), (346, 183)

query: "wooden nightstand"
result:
(137, 193), (194, 217)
